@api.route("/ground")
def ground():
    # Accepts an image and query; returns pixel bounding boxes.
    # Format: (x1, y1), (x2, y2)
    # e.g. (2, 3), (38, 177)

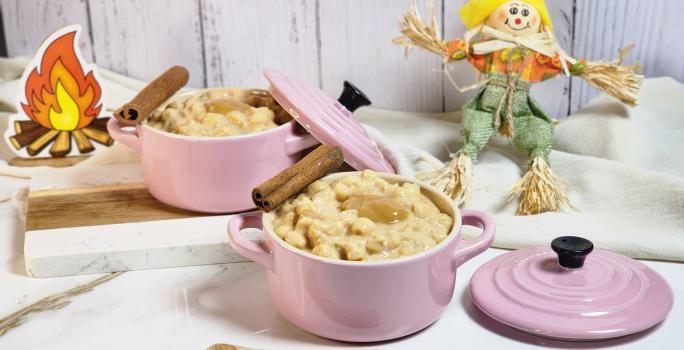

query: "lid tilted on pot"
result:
(469, 236), (674, 341)
(264, 69), (394, 173)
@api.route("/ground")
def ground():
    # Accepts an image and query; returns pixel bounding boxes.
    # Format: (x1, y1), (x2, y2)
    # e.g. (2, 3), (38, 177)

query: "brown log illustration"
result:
(14, 120), (40, 134)
(9, 117), (112, 157)
(27, 129), (60, 156)
(49, 131), (72, 158)
(81, 127), (114, 146)
(90, 117), (110, 128)
(10, 126), (50, 150)
(72, 129), (95, 154)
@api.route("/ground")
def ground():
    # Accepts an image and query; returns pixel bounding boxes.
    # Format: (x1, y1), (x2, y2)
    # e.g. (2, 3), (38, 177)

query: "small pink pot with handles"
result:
(227, 172), (495, 342)
(107, 89), (319, 213)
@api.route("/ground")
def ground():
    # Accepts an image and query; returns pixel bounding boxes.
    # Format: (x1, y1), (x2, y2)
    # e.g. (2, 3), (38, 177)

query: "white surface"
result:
(24, 215), (261, 277)
(3, 0), (683, 113)
(1, 192), (683, 349)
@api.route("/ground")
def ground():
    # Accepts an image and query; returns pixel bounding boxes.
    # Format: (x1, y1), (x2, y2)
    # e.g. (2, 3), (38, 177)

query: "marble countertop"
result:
(1, 177), (682, 350)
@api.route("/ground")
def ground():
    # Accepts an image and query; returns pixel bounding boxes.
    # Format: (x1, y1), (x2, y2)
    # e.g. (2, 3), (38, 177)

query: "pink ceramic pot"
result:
(227, 172), (495, 342)
(107, 89), (319, 213)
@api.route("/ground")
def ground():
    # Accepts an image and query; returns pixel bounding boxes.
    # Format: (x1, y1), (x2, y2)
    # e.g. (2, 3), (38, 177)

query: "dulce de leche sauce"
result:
(272, 171), (453, 261)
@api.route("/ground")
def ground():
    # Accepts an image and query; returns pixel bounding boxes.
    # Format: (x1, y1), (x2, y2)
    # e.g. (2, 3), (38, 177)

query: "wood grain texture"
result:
(202, 0), (319, 89)
(319, 0), (445, 112)
(26, 183), (203, 231)
(88, 0), (205, 87)
(571, 0), (684, 111)
(534, 0), (573, 118)
(0, 0), (93, 60)
(443, 0), (475, 113)
(1, 0), (683, 113)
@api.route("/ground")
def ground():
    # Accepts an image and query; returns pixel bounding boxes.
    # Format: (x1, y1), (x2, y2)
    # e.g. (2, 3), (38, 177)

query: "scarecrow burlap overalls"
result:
(448, 38), (584, 162)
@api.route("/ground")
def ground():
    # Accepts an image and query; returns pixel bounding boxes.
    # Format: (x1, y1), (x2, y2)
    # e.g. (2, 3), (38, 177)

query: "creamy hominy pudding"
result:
(271, 171), (454, 261)
(147, 88), (285, 137)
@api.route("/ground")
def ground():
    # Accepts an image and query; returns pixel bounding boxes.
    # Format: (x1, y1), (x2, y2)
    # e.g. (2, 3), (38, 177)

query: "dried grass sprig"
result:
(509, 157), (574, 216)
(0, 272), (123, 336)
(581, 45), (644, 107)
(417, 153), (474, 206)
(392, 4), (449, 61)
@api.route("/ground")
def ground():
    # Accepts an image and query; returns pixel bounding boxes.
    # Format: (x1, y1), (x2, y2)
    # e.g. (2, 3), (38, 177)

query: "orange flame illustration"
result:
(21, 31), (102, 131)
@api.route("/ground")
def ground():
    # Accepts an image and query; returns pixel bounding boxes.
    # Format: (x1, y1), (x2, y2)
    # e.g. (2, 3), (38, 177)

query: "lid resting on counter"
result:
(469, 236), (674, 341)
(265, 69), (395, 174)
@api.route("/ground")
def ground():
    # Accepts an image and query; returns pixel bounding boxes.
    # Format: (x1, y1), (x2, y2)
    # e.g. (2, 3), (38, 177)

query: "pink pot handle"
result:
(107, 118), (141, 152)
(453, 209), (496, 268)
(227, 212), (275, 272)
(285, 132), (319, 155)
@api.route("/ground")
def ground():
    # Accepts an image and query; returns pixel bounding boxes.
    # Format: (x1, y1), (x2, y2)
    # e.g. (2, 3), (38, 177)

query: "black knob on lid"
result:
(338, 81), (371, 112)
(551, 236), (594, 269)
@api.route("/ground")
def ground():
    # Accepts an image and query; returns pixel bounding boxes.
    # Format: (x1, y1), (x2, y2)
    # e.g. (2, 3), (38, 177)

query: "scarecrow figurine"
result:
(394, 0), (642, 215)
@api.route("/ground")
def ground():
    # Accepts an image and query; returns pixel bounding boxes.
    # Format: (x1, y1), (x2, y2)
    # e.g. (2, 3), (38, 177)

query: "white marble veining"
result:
(2, 188), (684, 349)
(24, 215), (263, 277)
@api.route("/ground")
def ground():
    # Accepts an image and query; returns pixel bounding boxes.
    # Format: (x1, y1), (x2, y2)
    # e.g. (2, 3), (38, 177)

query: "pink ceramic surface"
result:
(469, 243), (675, 341)
(265, 69), (395, 174)
(227, 172), (495, 342)
(107, 89), (319, 213)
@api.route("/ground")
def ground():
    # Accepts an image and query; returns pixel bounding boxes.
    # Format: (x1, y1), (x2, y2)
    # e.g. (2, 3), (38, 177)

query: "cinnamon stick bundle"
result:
(253, 145), (344, 212)
(114, 66), (189, 125)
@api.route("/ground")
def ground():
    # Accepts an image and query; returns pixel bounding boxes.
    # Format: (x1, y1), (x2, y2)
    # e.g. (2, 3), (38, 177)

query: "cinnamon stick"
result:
(253, 145), (344, 212)
(114, 66), (189, 125)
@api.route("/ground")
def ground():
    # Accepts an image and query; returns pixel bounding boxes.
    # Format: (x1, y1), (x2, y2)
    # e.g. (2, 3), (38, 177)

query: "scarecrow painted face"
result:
(486, 1), (542, 36)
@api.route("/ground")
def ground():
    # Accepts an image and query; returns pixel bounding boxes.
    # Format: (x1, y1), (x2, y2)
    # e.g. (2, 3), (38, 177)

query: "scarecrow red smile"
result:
(488, 1), (540, 36)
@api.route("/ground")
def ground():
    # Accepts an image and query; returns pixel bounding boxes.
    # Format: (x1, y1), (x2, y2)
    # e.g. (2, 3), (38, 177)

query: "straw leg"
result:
(417, 105), (496, 206)
(509, 115), (573, 215)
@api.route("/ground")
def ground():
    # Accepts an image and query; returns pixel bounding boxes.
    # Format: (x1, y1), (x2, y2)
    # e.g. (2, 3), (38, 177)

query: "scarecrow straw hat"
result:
(460, 0), (554, 32)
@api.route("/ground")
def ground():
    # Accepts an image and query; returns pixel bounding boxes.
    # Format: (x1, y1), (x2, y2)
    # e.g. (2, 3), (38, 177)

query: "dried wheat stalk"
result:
(0, 272), (123, 336)
(392, 4), (448, 61)
(581, 44), (644, 107)
(417, 153), (474, 206)
(509, 157), (574, 216)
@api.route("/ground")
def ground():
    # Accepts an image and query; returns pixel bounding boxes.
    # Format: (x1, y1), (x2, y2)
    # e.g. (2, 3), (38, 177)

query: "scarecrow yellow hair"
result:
(460, 0), (553, 32)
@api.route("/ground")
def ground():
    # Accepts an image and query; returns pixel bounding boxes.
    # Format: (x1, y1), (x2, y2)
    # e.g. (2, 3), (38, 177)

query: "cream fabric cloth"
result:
(0, 57), (682, 261)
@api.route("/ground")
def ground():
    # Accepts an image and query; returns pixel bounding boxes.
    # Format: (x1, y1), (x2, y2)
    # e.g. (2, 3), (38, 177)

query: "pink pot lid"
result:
(264, 69), (395, 173)
(469, 236), (674, 341)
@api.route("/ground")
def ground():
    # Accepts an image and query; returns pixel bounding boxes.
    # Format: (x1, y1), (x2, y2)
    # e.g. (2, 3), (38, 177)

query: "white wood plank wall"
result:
(2, 0), (682, 115)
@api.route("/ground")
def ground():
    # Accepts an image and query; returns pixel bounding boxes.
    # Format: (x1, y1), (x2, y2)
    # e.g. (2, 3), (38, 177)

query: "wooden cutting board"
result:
(23, 162), (260, 278)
